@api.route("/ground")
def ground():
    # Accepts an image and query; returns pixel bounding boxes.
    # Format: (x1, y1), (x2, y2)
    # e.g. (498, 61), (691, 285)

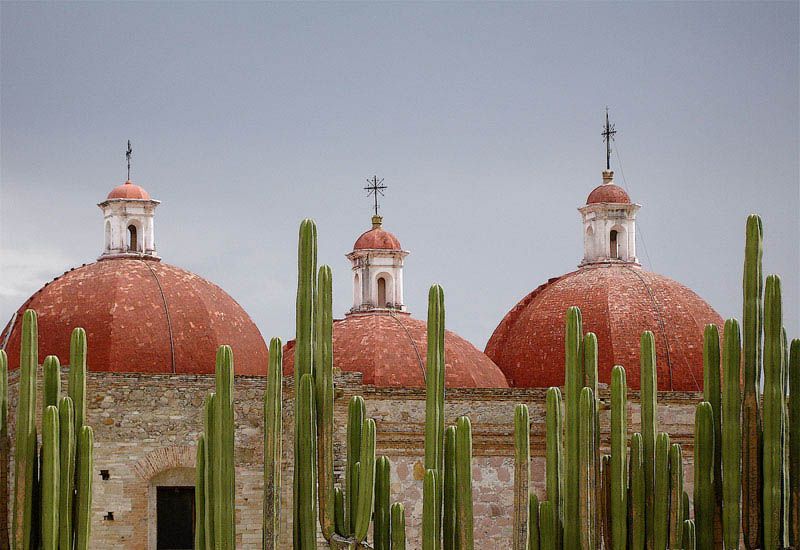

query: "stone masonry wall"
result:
(5, 370), (701, 549)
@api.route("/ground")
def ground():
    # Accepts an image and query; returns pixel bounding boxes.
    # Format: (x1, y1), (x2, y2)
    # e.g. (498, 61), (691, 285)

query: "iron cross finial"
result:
(364, 175), (387, 217)
(602, 108), (616, 171)
(126, 140), (133, 181)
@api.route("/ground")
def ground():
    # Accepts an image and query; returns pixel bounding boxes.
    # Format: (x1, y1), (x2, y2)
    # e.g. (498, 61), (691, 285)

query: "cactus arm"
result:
(443, 425), (457, 550)
(74, 426), (93, 550)
(296, 374), (318, 549)
(423, 469), (438, 550)
(195, 435), (206, 550)
(653, 432), (670, 550)
(528, 492), (540, 550)
(721, 319), (742, 549)
(628, 433), (645, 550)
(564, 306), (584, 549)
(68, 328), (87, 437)
(214, 346), (236, 549)
(790, 338), (800, 547)
(578, 387), (596, 550)
(456, 416), (474, 550)
(702, 324), (723, 543)
(373, 456), (391, 550)
(694, 401), (715, 550)
(599, 454), (611, 550)
(57, 397), (75, 550)
(41, 406), (60, 550)
(391, 502), (406, 550)
(346, 396), (365, 536)
(584, 332), (601, 537)
(43, 356), (61, 410)
(263, 338), (283, 550)
(203, 393), (216, 549)
(682, 520), (696, 550)
(354, 418), (376, 542)
(538, 501), (555, 550)
(513, 404), (530, 550)
(545, 387), (563, 549)
(640, 330), (657, 549)
(610, 366), (627, 550)
(315, 265), (336, 541)
(334, 487), (346, 537)
(668, 443), (684, 550)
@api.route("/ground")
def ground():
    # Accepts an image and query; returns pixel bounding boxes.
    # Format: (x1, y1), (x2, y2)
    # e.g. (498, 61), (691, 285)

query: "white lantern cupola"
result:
(578, 170), (640, 265)
(98, 179), (160, 261)
(346, 215), (409, 314)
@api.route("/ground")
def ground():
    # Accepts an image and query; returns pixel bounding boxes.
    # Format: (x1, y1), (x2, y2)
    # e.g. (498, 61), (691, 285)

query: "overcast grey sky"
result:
(1, 2), (798, 352)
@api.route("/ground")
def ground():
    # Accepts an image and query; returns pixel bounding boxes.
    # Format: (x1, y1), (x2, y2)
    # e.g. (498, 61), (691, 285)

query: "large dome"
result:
(283, 312), (508, 388)
(1, 258), (268, 374)
(485, 263), (723, 391)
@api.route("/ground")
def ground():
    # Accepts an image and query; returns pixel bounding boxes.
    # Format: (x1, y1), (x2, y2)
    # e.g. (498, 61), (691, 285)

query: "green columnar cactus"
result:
(334, 487), (345, 536)
(43, 356), (60, 410)
(41, 405), (59, 550)
(628, 433), (645, 550)
(564, 306), (584, 550)
(456, 416), (474, 550)
(354, 418), (376, 544)
(599, 454), (611, 550)
(12, 310), (38, 550)
(263, 337), (283, 550)
(694, 401), (715, 550)
(653, 432), (670, 550)
(529, 493), (540, 550)
(443, 425), (457, 550)
(610, 365), (627, 550)
(721, 319), (742, 549)
(782, 328), (790, 547)
(539, 501), (555, 550)
(790, 338), (800, 547)
(203, 393), (216, 548)
(668, 443), (684, 550)
(763, 275), (784, 549)
(346, 395), (365, 536)
(682, 491), (690, 528)
(69, 328), (87, 442)
(423, 469), (438, 550)
(741, 214), (763, 550)
(213, 346), (236, 550)
(513, 404), (530, 550)
(682, 520), (696, 550)
(640, 330), (657, 549)
(195, 435), (206, 550)
(315, 265), (336, 541)
(702, 324), (723, 544)
(424, 284), (446, 548)
(74, 425), (93, 550)
(374, 456), (391, 550)
(57, 397), (75, 550)
(296, 374), (318, 549)
(0, 350), (8, 550)
(391, 502), (406, 550)
(584, 332), (601, 534)
(545, 387), (563, 549)
(578, 387), (596, 550)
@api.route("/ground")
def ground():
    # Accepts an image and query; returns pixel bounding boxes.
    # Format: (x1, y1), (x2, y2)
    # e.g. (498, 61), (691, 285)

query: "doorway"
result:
(156, 486), (195, 549)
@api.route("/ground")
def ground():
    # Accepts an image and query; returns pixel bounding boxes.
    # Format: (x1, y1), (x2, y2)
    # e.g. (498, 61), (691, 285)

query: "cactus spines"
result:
(74, 425), (93, 550)
(456, 415), (474, 550)
(640, 330), (657, 549)
(43, 356), (61, 410)
(346, 395), (365, 536)
(213, 345), (236, 549)
(668, 443), (684, 550)
(423, 469), (438, 550)
(529, 492), (540, 550)
(628, 432), (645, 550)
(539, 500), (555, 550)
(721, 319), (742, 549)
(694, 401), (715, 550)
(578, 386), (596, 550)
(790, 338), (800, 547)
(564, 306), (584, 549)
(610, 365), (627, 550)
(263, 337), (282, 550)
(763, 274), (785, 549)
(702, 323), (723, 544)
(374, 456), (391, 550)
(545, 387), (563, 549)
(653, 432), (671, 550)
(391, 502), (406, 550)
(41, 405), (60, 550)
(13, 309), (38, 550)
(315, 265), (336, 541)
(296, 373), (318, 549)
(58, 397), (75, 550)
(513, 404), (530, 550)
(195, 435), (206, 550)
(0, 350), (8, 550)
(354, 418), (376, 543)
(443, 425), (457, 550)
(742, 213), (763, 549)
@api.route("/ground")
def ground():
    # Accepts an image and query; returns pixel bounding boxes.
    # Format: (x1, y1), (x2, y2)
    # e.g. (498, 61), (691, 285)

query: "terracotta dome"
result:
(485, 263), (723, 391)
(353, 220), (402, 251)
(283, 312), (508, 388)
(107, 180), (151, 200)
(586, 183), (631, 204)
(1, 259), (268, 374)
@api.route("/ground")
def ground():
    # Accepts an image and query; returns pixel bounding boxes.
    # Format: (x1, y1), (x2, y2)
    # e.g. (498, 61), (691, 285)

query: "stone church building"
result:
(2, 164), (721, 548)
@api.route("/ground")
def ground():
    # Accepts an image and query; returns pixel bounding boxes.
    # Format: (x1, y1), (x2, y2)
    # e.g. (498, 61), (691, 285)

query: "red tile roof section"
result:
(283, 312), (508, 388)
(106, 180), (151, 200)
(1, 259), (268, 374)
(586, 183), (631, 204)
(353, 227), (402, 251)
(485, 264), (723, 391)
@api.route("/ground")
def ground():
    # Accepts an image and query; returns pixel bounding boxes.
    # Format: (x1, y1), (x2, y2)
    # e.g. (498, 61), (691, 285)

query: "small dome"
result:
(107, 180), (151, 200)
(1, 259), (268, 374)
(586, 183), (631, 204)
(485, 264), (723, 391)
(283, 312), (508, 388)
(353, 217), (402, 250)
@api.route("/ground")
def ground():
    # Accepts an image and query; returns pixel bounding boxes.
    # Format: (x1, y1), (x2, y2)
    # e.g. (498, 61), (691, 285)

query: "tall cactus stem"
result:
(539, 501), (555, 550)
(513, 404), (531, 550)
(628, 432), (645, 550)
(315, 265), (335, 541)
(599, 454), (611, 550)
(74, 425), (93, 550)
(529, 492), (540, 550)
(443, 425), (457, 550)
(195, 435), (206, 550)
(422, 469), (438, 550)
(578, 387), (596, 550)
(653, 432), (671, 550)
(263, 338), (282, 550)
(456, 416), (474, 550)
(703, 324), (723, 544)
(763, 274), (784, 549)
(68, 327), (87, 438)
(296, 374), (317, 549)
(43, 356), (61, 410)
(213, 346), (236, 549)
(545, 387), (563, 549)
(346, 396), (365, 536)
(640, 330), (658, 549)
(668, 443), (684, 550)
(374, 456), (391, 550)
(354, 418), (376, 543)
(41, 405), (60, 550)
(694, 401), (715, 550)
(610, 365), (627, 550)
(57, 397), (75, 550)
(564, 306), (584, 549)
(203, 394), (216, 549)
(790, 338), (800, 547)
(391, 502), (406, 550)
(721, 319), (742, 549)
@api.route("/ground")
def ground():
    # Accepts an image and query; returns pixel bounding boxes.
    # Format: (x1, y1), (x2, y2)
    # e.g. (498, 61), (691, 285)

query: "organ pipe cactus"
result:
(578, 387), (596, 550)
(610, 366), (627, 550)
(346, 395), (365, 537)
(668, 443), (684, 550)
(628, 433), (645, 550)
(694, 401), (714, 550)
(316, 265), (336, 542)
(423, 469), (438, 550)
(563, 306), (583, 550)
(195, 435), (206, 550)
(539, 501), (555, 550)
(41, 406), (59, 550)
(374, 456), (391, 550)
(599, 454), (611, 550)
(721, 319), (741, 549)
(354, 418), (376, 544)
(741, 214), (763, 549)
(424, 284), (445, 547)
(391, 502), (406, 550)
(57, 397), (75, 550)
(443, 425), (457, 550)
(529, 493), (540, 550)
(42, 356), (60, 411)
(263, 338), (283, 550)
(0, 350), (8, 550)
(653, 432), (670, 550)
(455, 416), (474, 550)
(790, 338), (800, 547)
(74, 425), (94, 550)
(545, 387), (563, 549)
(513, 404), (530, 550)
(214, 346), (236, 550)
(296, 374), (318, 549)
(702, 324), (723, 543)
(640, 330), (657, 549)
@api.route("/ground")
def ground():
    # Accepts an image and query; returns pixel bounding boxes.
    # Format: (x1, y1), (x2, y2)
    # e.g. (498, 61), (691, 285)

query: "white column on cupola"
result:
(578, 170), (640, 265)
(346, 215), (409, 314)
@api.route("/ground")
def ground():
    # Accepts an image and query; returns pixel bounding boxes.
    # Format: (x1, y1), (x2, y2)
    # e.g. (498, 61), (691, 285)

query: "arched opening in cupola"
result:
(128, 224), (139, 252)
(610, 229), (619, 259)
(377, 276), (387, 307)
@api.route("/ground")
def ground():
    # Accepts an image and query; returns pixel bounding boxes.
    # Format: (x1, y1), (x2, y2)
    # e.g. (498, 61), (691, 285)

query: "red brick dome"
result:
(1, 259), (268, 374)
(485, 264), (723, 391)
(586, 183), (631, 204)
(107, 180), (151, 200)
(283, 312), (508, 388)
